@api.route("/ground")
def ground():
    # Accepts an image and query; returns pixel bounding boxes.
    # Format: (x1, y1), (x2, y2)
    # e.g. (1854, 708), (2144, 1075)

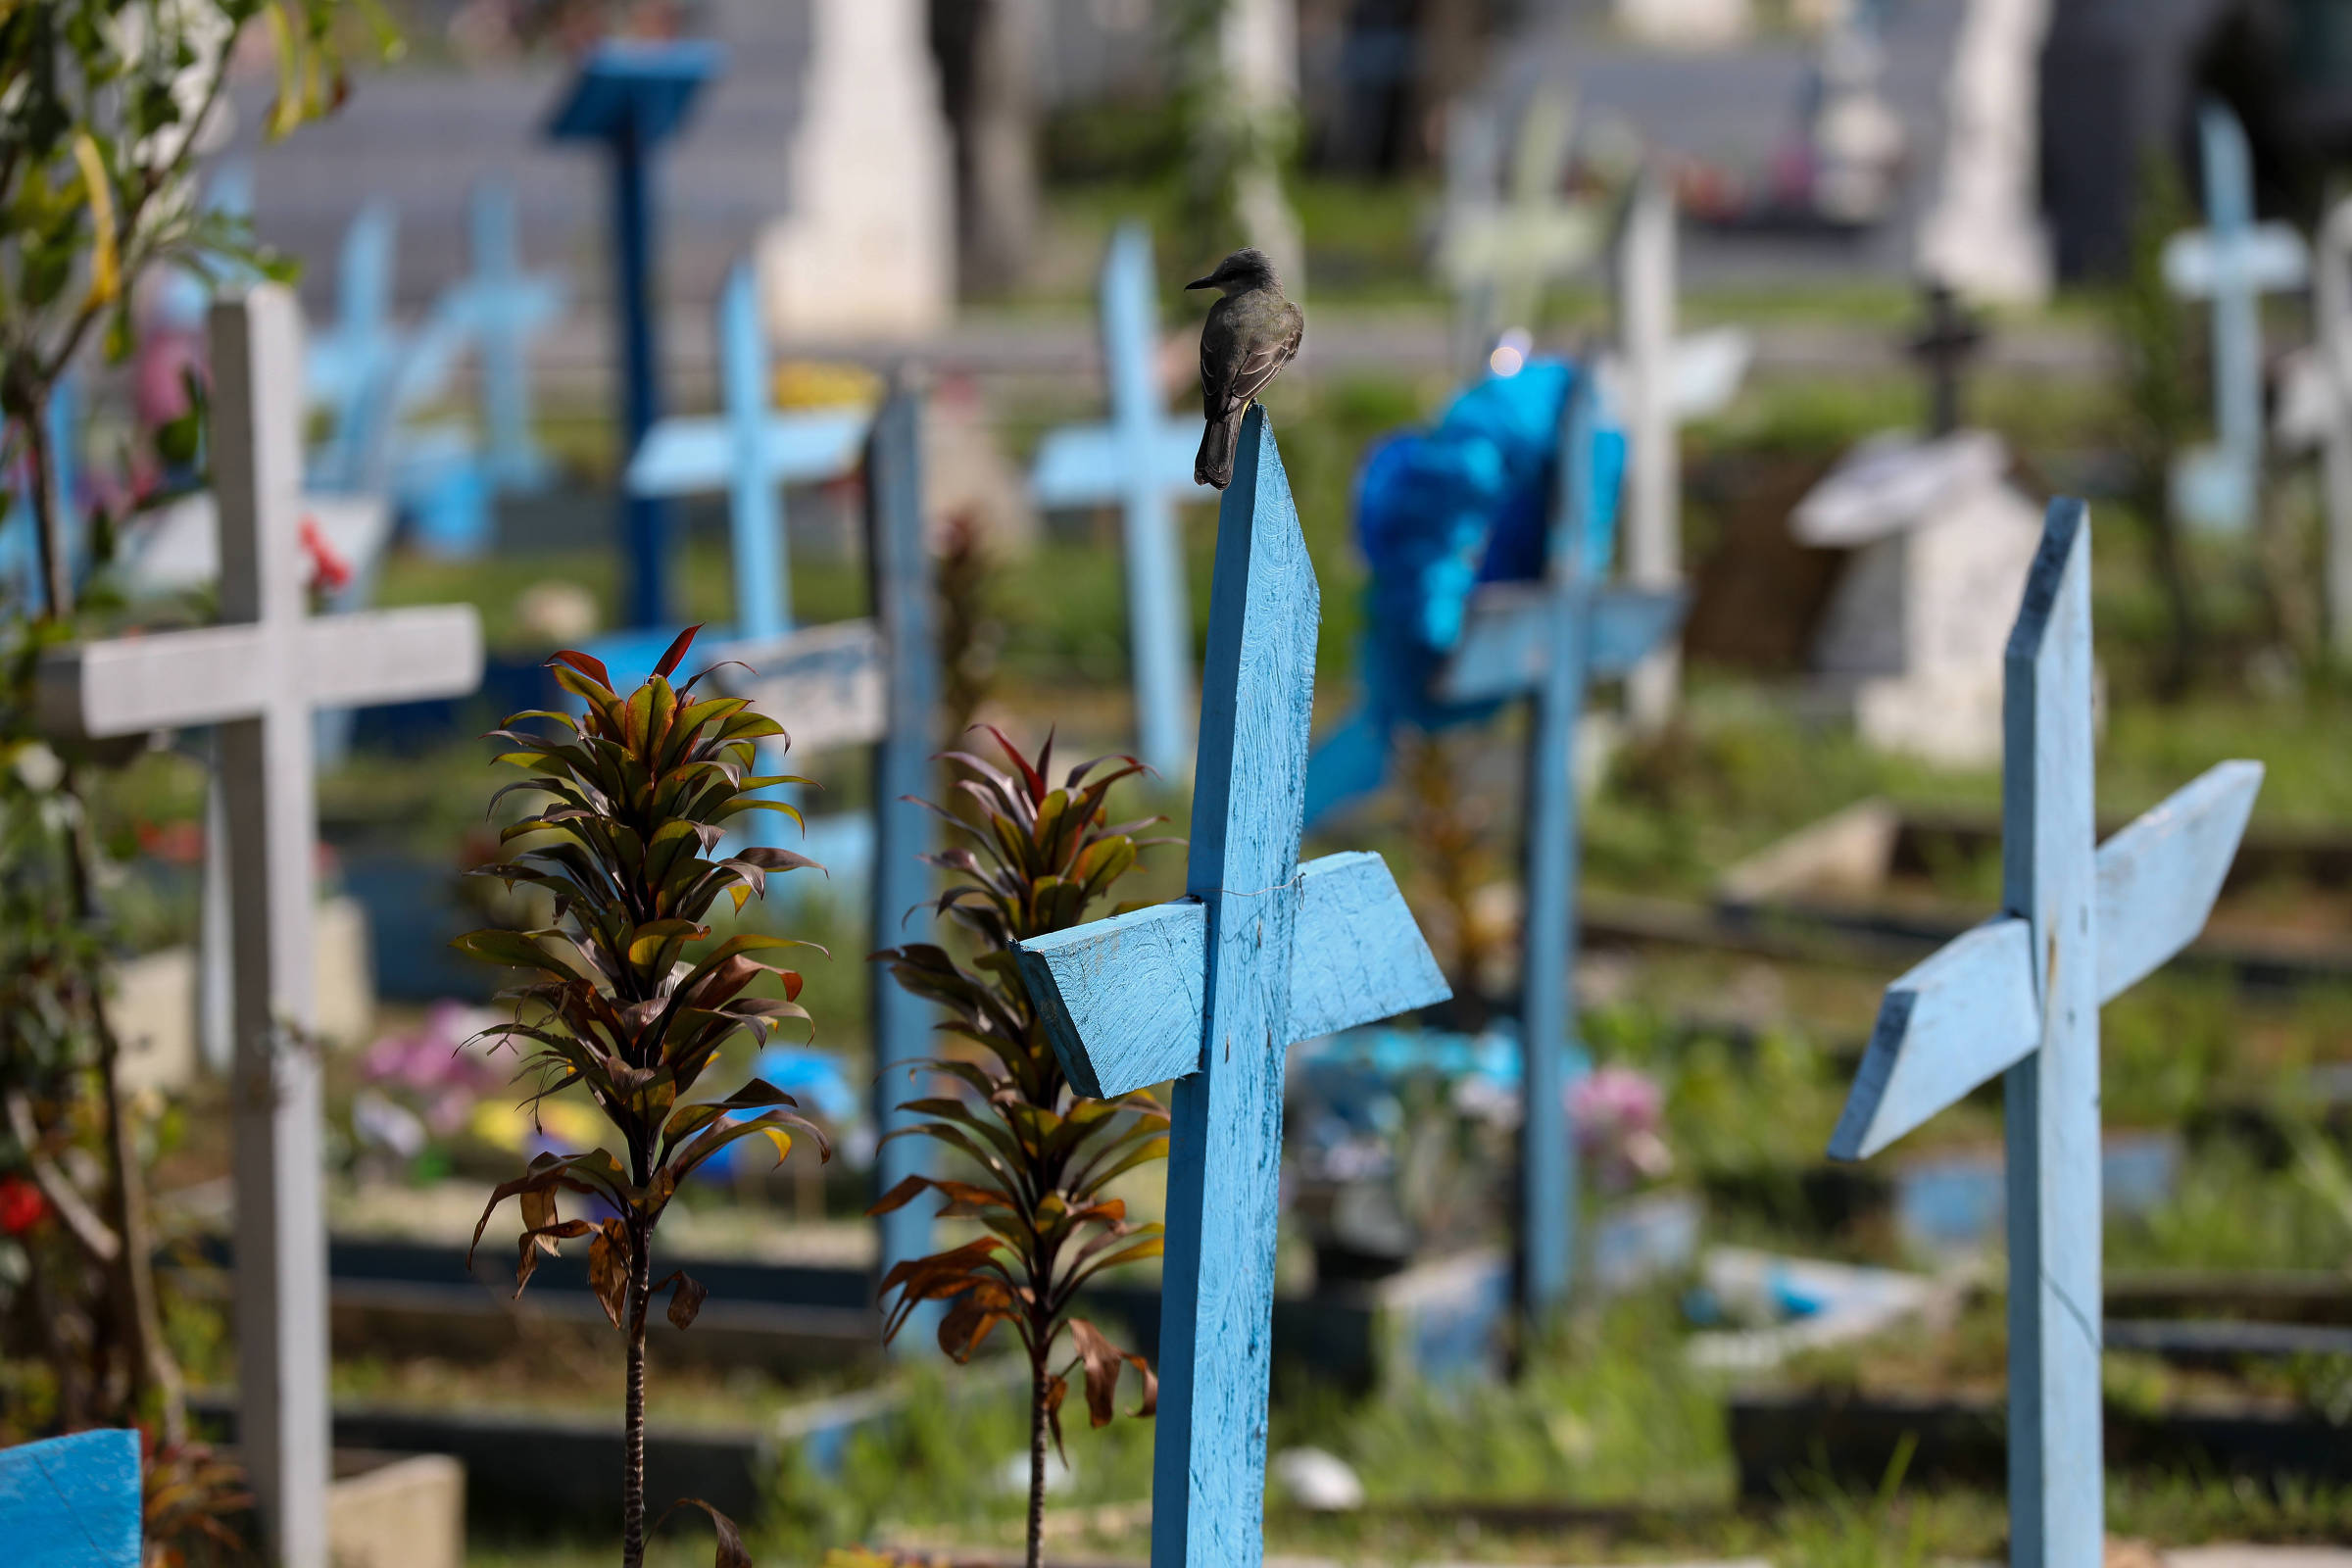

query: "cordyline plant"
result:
(459, 628), (828, 1568)
(870, 730), (1170, 1568)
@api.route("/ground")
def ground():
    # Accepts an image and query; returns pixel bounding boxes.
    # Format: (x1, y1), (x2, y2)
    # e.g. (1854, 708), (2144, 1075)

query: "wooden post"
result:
(1827, 499), (2262, 1568)
(864, 382), (941, 1344)
(2315, 197), (2352, 657)
(35, 287), (484, 1567)
(1616, 168), (1681, 730)
(1030, 223), (1208, 779)
(1013, 409), (1451, 1567)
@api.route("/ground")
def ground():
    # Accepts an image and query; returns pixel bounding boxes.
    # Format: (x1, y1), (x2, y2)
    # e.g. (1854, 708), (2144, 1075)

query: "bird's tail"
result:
(1196, 410), (1243, 491)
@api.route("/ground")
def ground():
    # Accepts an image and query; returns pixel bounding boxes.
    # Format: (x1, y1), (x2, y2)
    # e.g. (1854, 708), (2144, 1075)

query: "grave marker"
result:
(440, 180), (564, 495)
(1430, 373), (1686, 1318)
(1614, 168), (1684, 729)
(1906, 280), (1984, 439)
(548, 39), (723, 628)
(1030, 223), (1209, 779)
(2163, 99), (2309, 535)
(0, 1428), (141, 1567)
(1438, 92), (1601, 375)
(36, 286), (485, 1568)
(1827, 498), (2260, 1568)
(1013, 408), (1450, 1566)
(2307, 195), (2352, 656)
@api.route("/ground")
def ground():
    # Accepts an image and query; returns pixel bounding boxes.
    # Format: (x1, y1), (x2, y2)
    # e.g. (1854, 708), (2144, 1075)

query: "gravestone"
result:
(1828, 498), (2260, 1568)
(1013, 408), (1450, 1566)
(547, 39), (722, 628)
(1429, 374), (1687, 1318)
(36, 285), (484, 1568)
(0, 1428), (141, 1567)
(1793, 429), (2043, 766)
(1438, 92), (1602, 376)
(2163, 99), (2309, 536)
(1914, 0), (2055, 304)
(761, 0), (954, 340)
(1030, 223), (1210, 779)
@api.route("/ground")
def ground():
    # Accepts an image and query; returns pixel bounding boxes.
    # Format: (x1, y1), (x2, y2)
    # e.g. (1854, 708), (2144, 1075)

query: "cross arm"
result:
(38, 607), (483, 739)
(1013, 850), (1451, 1098)
(626, 410), (869, 498)
(1436, 582), (1688, 704)
(2095, 760), (2263, 1002)
(1030, 421), (1202, 509)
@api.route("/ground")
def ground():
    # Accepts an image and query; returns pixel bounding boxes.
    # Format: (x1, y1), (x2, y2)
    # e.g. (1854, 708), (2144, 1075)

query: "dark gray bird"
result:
(1187, 248), (1304, 490)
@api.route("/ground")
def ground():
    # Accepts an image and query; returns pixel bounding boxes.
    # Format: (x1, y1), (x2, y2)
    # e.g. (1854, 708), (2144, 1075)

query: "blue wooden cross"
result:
(624, 260), (869, 646)
(440, 180), (564, 495)
(1432, 373), (1685, 1320)
(1014, 408), (1452, 1567)
(2163, 99), (2309, 535)
(547, 38), (723, 629)
(1030, 222), (1211, 779)
(304, 201), (403, 491)
(0, 1429), (142, 1567)
(1827, 499), (2262, 1568)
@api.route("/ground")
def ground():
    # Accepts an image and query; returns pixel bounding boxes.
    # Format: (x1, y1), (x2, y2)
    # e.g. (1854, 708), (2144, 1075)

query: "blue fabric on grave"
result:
(1303, 361), (1623, 823)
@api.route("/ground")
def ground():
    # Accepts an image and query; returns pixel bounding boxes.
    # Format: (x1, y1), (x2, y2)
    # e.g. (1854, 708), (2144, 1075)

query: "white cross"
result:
(37, 285), (483, 1568)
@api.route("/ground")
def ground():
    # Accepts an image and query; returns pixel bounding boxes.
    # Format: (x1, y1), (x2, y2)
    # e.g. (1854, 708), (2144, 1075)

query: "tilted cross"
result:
(37, 287), (485, 1568)
(440, 180), (564, 495)
(1827, 499), (2260, 1568)
(1014, 409), (1451, 1567)
(2163, 99), (2309, 535)
(1029, 222), (1209, 780)
(625, 259), (869, 647)
(1428, 372), (1685, 1319)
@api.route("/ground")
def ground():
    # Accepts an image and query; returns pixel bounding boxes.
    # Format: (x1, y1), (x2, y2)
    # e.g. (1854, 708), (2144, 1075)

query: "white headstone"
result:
(761, 0), (956, 339)
(1794, 430), (2044, 765)
(1915, 0), (2055, 305)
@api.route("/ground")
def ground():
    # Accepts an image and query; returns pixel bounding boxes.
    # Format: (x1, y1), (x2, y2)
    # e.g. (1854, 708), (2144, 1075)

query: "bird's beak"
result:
(1184, 272), (1217, 290)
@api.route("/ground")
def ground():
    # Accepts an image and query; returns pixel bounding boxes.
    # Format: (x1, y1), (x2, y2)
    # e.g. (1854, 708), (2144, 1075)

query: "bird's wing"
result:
(1211, 312), (1303, 416)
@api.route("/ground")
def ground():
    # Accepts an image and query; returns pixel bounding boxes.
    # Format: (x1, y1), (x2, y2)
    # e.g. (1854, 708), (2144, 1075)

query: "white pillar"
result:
(1618, 170), (1681, 728)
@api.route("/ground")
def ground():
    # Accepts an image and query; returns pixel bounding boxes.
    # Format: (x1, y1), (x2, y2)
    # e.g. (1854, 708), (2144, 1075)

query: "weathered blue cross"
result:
(625, 259), (870, 646)
(1827, 499), (2261, 1568)
(439, 180), (564, 496)
(2163, 99), (2309, 535)
(547, 38), (723, 628)
(303, 201), (405, 490)
(0, 1428), (141, 1567)
(1432, 372), (1685, 1319)
(1014, 409), (1452, 1567)
(1029, 222), (1211, 780)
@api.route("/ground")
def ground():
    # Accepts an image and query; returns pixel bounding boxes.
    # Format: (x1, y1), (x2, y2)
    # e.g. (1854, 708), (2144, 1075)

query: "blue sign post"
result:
(1030, 223), (1211, 779)
(547, 40), (722, 629)
(1827, 500), (2261, 1568)
(1013, 408), (1451, 1567)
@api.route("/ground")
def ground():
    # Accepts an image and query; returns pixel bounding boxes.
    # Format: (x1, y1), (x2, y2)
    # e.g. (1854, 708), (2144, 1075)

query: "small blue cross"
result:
(1030, 223), (1212, 779)
(624, 260), (868, 646)
(2163, 100), (2310, 535)
(1014, 408), (1451, 1568)
(0, 1429), (142, 1567)
(304, 201), (405, 491)
(1828, 499), (2261, 1568)
(438, 180), (564, 495)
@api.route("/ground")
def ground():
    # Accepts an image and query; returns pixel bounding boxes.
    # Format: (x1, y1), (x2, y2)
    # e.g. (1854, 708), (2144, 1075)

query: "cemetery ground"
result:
(66, 311), (2352, 1564)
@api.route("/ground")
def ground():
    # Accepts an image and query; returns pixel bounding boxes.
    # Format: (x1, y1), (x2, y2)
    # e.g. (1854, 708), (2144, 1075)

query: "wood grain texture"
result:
(1825, 917), (2040, 1160)
(2095, 759), (2265, 1001)
(1015, 851), (1449, 1099)
(864, 385), (940, 1336)
(0, 1429), (141, 1567)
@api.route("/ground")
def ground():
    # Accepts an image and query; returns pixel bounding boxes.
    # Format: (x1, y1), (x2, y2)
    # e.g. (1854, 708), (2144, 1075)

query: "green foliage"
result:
(868, 730), (1168, 1555)
(461, 629), (829, 1313)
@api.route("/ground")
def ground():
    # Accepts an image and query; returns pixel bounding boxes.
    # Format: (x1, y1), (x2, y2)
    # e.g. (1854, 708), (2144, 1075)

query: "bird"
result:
(1187, 248), (1303, 490)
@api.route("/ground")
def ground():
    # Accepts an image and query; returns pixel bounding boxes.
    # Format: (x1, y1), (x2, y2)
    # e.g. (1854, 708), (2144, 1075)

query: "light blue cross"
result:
(2163, 99), (2309, 535)
(1828, 499), (2261, 1568)
(304, 201), (404, 491)
(0, 1429), (141, 1567)
(1030, 222), (1210, 779)
(438, 180), (564, 494)
(625, 260), (868, 646)
(1429, 372), (1685, 1319)
(1014, 408), (1451, 1568)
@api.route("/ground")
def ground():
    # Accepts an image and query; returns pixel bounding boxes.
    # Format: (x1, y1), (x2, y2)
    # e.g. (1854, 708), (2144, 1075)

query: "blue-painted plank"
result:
(1588, 588), (1689, 677)
(2094, 759), (2264, 1002)
(1825, 916), (2040, 1160)
(1016, 850), (1449, 1098)
(625, 411), (869, 498)
(0, 1429), (142, 1567)
(1030, 423), (1201, 507)
(1435, 585), (1683, 702)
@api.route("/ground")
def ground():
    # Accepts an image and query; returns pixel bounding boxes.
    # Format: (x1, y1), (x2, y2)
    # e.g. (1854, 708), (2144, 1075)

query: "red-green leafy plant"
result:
(870, 730), (1170, 1568)
(459, 628), (826, 1568)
